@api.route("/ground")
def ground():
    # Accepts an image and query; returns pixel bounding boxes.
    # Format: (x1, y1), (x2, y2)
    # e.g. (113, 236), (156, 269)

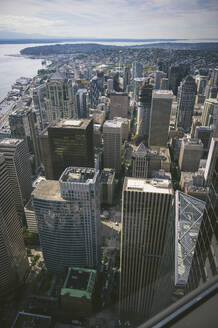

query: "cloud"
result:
(0, 0), (217, 38)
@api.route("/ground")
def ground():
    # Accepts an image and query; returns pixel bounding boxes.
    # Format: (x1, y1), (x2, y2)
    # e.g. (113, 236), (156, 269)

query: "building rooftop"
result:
(103, 120), (123, 129)
(124, 177), (173, 194)
(175, 191), (206, 287)
(11, 312), (52, 328)
(52, 118), (91, 130)
(61, 267), (96, 300)
(32, 180), (63, 201)
(205, 98), (218, 104)
(60, 167), (97, 184)
(100, 168), (115, 184)
(0, 138), (22, 146)
(153, 90), (173, 98)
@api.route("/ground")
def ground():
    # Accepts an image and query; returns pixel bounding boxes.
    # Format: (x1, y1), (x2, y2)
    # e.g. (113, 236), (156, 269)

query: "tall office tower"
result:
(176, 76), (197, 132)
(32, 167), (100, 273)
(90, 76), (100, 108)
(123, 66), (131, 92)
(119, 177), (173, 321)
(151, 191), (206, 316)
(194, 126), (213, 158)
(113, 117), (130, 141)
(39, 130), (54, 179)
(110, 92), (129, 119)
(168, 65), (182, 95)
(160, 77), (169, 90)
(210, 67), (218, 88)
(195, 75), (207, 95)
(133, 78), (145, 102)
(103, 120), (122, 173)
(107, 79), (114, 93)
(154, 71), (166, 89)
(0, 153), (29, 298)
(204, 137), (218, 185)
(41, 119), (94, 180)
(205, 80), (217, 99)
(0, 139), (32, 221)
(139, 80), (153, 136)
(96, 71), (104, 94)
(149, 90), (173, 148)
(113, 72), (122, 92)
(32, 84), (47, 129)
(178, 137), (203, 172)
(75, 89), (88, 118)
(132, 61), (143, 79)
(9, 108), (41, 171)
(45, 71), (74, 124)
(201, 98), (218, 126)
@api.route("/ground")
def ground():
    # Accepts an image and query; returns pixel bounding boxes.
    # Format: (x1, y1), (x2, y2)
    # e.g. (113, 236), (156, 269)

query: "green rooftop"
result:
(60, 267), (96, 300)
(207, 98), (218, 103)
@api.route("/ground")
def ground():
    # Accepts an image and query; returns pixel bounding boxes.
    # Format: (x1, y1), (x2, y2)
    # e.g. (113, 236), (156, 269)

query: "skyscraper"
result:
(40, 119), (94, 180)
(151, 191), (206, 316)
(32, 167), (100, 273)
(154, 71), (166, 89)
(0, 139), (32, 222)
(89, 76), (99, 108)
(75, 88), (88, 118)
(46, 71), (74, 124)
(103, 119), (122, 172)
(9, 108), (41, 171)
(178, 137), (203, 172)
(149, 90), (173, 148)
(132, 62), (143, 79)
(110, 92), (129, 119)
(119, 177), (173, 321)
(176, 76), (197, 132)
(0, 153), (29, 297)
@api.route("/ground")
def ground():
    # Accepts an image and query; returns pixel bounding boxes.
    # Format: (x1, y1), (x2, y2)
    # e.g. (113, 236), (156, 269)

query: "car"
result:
(115, 222), (118, 226)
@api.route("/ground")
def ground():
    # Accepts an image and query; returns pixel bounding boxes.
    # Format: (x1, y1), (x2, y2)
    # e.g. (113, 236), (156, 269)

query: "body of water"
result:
(0, 39), (217, 99)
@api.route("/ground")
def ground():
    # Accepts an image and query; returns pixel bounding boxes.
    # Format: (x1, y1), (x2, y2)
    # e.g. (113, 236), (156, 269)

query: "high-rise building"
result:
(201, 98), (218, 126)
(168, 65), (182, 95)
(132, 143), (171, 178)
(89, 77), (99, 108)
(149, 90), (173, 148)
(133, 78), (145, 102)
(139, 80), (153, 136)
(154, 71), (166, 89)
(103, 119), (122, 172)
(40, 119), (94, 180)
(194, 126), (213, 157)
(0, 153), (29, 297)
(204, 137), (218, 185)
(9, 108), (41, 171)
(179, 137), (203, 172)
(75, 88), (88, 118)
(46, 71), (74, 124)
(0, 139), (32, 221)
(160, 77), (169, 90)
(151, 191), (206, 316)
(123, 66), (131, 92)
(132, 62), (143, 79)
(110, 92), (129, 119)
(195, 75), (207, 95)
(32, 167), (100, 273)
(119, 177), (173, 321)
(176, 76), (197, 132)
(32, 84), (47, 129)
(210, 67), (218, 88)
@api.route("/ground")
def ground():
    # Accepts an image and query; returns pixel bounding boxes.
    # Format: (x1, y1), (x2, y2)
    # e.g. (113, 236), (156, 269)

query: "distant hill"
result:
(20, 43), (120, 56)
(20, 42), (218, 56)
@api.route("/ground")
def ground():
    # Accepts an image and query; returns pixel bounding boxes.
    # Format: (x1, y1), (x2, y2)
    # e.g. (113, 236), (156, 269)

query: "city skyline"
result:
(0, 0), (218, 39)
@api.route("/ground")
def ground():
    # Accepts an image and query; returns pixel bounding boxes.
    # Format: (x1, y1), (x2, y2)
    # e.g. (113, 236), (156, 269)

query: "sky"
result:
(0, 0), (218, 39)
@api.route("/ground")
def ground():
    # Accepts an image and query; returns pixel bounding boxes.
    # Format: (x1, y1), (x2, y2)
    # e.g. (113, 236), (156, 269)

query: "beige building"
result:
(179, 137), (203, 172)
(119, 177), (173, 321)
